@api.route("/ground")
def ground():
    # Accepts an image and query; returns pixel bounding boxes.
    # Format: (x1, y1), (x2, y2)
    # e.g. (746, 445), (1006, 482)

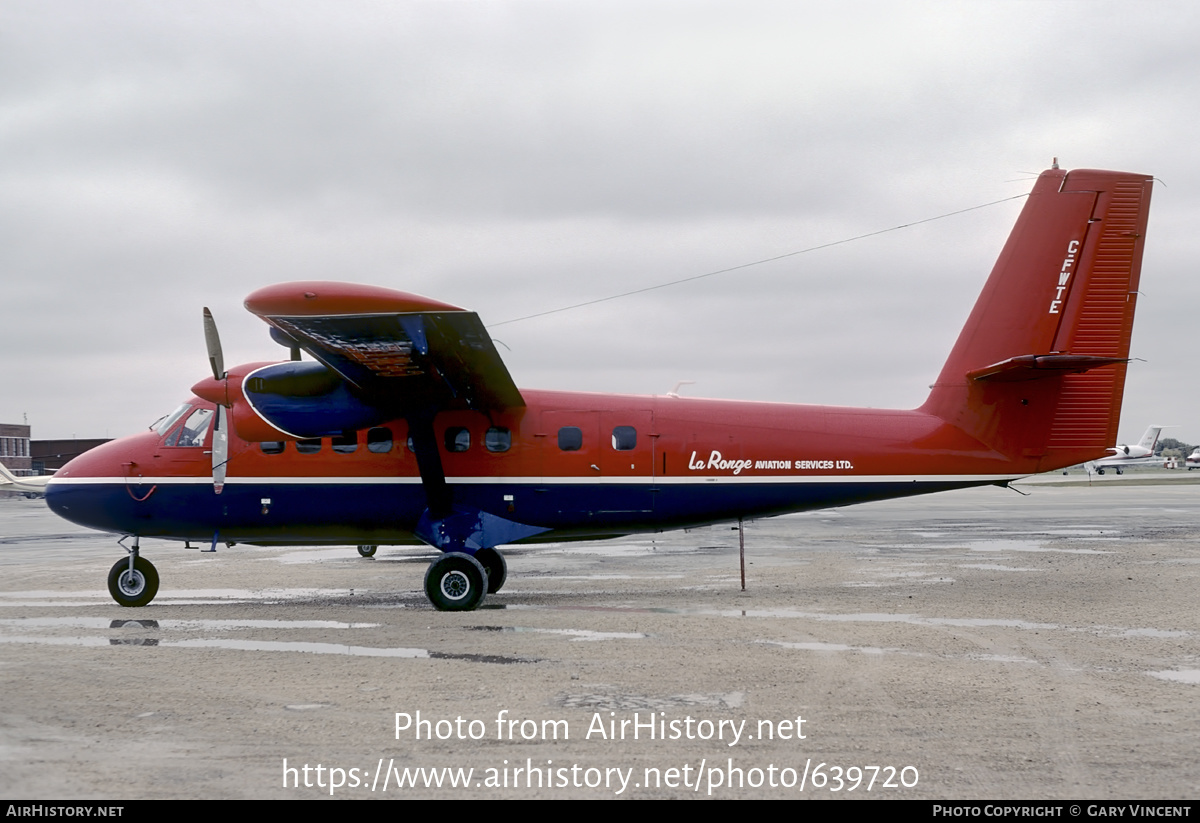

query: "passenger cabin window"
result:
(612, 426), (637, 451)
(485, 427), (511, 453)
(367, 427), (393, 453)
(260, 441), (285, 455)
(445, 427), (470, 453)
(332, 433), (357, 454)
(296, 439), (322, 454)
(558, 426), (583, 451)
(165, 408), (213, 447)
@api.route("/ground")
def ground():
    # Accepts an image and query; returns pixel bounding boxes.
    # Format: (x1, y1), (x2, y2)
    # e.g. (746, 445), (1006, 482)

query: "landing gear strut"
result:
(107, 537), (159, 607)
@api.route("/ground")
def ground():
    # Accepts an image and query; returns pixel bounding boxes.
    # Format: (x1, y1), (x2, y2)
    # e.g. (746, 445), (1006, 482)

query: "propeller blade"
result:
(203, 307), (225, 380)
(212, 405), (228, 495)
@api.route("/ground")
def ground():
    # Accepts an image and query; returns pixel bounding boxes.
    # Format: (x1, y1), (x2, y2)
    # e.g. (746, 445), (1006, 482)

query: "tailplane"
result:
(0, 462), (52, 494)
(921, 167), (1154, 470)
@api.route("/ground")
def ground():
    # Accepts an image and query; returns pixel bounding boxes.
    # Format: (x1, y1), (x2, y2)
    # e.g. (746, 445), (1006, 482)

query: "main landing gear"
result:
(107, 537), (159, 607)
(422, 547), (508, 611)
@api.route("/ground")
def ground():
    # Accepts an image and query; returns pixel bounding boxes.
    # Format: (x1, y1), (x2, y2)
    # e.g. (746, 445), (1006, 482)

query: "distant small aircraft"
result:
(0, 463), (52, 497)
(1186, 448), (1200, 471)
(1089, 425), (1171, 474)
(44, 167), (1155, 611)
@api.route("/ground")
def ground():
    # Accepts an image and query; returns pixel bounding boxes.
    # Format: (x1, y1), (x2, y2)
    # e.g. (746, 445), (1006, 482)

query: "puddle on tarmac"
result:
(0, 617), (379, 630)
(0, 634), (534, 663)
(555, 692), (744, 710)
(956, 563), (1039, 572)
(0, 588), (355, 607)
(882, 540), (1110, 555)
(761, 640), (894, 655)
(966, 653), (1038, 664)
(467, 626), (648, 641)
(553, 574), (685, 582)
(1148, 670), (1200, 684)
(1119, 628), (1191, 639)
(963, 540), (1111, 555)
(709, 609), (1063, 631)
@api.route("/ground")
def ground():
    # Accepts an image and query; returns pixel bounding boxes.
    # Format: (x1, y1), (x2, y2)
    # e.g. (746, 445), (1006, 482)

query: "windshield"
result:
(153, 404), (193, 436)
(164, 407), (214, 448)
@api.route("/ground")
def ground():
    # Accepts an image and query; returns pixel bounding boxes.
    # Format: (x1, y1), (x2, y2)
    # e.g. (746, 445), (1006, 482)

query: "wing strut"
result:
(404, 409), (550, 552)
(405, 409), (452, 518)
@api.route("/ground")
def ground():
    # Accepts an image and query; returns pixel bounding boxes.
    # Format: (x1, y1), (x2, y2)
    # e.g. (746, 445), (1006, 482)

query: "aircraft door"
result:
(599, 410), (655, 479)
(540, 410), (601, 481)
(153, 405), (217, 471)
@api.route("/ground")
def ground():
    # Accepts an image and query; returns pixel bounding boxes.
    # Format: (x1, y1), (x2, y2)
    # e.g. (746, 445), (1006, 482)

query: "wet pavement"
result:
(1, 477), (1198, 798)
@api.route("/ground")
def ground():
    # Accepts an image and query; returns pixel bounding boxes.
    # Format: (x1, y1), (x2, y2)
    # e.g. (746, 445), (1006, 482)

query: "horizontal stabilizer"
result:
(967, 354), (1128, 382)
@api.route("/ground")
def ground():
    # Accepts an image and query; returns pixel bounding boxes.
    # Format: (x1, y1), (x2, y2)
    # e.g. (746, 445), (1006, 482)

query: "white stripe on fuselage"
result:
(46, 473), (1018, 486)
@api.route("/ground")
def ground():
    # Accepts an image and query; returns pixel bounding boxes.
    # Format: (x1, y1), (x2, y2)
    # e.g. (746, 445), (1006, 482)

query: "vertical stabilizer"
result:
(921, 168), (1153, 470)
(1137, 425), (1165, 453)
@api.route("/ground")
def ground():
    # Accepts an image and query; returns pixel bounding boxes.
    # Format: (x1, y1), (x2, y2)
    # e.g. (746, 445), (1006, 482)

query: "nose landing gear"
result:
(107, 537), (159, 607)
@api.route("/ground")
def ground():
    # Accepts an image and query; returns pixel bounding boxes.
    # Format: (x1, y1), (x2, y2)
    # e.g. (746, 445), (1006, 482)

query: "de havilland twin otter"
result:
(44, 166), (1154, 611)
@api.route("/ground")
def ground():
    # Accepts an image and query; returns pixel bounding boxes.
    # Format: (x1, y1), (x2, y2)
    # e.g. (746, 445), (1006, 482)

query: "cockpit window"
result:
(164, 408), (214, 447)
(154, 404), (193, 436)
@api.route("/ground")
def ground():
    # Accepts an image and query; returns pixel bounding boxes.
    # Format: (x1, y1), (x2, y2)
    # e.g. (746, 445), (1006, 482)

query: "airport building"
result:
(31, 438), (111, 475)
(0, 423), (32, 477)
(0, 423), (110, 479)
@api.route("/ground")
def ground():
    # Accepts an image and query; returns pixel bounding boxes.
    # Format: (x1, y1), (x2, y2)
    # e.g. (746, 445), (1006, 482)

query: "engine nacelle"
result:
(192, 361), (392, 442)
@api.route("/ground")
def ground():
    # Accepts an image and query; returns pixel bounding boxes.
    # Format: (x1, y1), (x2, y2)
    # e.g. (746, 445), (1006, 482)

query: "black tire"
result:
(357, 544), (377, 558)
(424, 552), (487, 611)
(107, 556), (159, 608)
(474, 547), (508, 594)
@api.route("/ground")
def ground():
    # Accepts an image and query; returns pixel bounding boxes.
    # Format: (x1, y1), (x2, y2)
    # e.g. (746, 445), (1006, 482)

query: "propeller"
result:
(202, 308), (230, 495)
(203, 307), (225, 381)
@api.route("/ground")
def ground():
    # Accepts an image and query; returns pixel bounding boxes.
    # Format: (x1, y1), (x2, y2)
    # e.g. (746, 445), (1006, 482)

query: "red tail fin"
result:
(922, 167), (1154, 470)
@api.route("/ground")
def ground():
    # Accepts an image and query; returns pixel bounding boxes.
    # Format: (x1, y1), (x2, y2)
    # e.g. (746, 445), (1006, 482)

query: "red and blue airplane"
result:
(45, 166), (1154, 611)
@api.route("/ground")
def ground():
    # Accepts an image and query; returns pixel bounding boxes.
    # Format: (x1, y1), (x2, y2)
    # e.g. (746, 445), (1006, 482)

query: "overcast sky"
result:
(3, 1), (1198, 448)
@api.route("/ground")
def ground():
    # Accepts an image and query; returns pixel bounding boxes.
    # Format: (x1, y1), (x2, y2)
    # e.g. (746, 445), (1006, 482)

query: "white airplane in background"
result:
(0, 463), (53, 497)
(1089, 425), (1171, 474)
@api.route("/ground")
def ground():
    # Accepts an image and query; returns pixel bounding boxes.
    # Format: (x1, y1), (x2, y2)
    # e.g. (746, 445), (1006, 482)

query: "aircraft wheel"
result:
(357, 544), (377, 558)
(107, 556), (159, 608)
(1096, 468), (1105, 475)
(474, 547), (508, 594)
(1115, 468), (1124, 475)
(424, 552), (487, 611)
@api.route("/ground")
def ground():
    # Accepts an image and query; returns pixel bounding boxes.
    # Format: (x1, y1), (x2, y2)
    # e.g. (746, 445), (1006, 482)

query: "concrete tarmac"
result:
(1, 476), (1198, 799)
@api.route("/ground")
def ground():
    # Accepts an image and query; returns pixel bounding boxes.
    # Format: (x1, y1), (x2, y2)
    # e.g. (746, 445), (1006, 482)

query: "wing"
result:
(243, 282), (524, 415)
(238, 283), (547, 547)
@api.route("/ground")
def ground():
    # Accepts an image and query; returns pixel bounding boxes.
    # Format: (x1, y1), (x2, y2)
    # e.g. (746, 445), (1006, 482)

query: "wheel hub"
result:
(118, 571), (145, 597)
(440, 570), (470, 601)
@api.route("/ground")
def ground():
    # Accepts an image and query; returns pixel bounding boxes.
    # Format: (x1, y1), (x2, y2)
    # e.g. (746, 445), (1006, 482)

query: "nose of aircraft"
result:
(44, 431), (160, 535)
